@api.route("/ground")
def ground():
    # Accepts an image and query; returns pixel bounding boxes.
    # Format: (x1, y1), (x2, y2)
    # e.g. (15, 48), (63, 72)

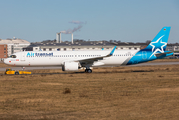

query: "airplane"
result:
(4, 27), (173, 73)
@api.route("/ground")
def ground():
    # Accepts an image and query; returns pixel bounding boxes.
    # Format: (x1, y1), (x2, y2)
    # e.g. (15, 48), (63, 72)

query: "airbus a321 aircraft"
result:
(4, 27), (173, 73)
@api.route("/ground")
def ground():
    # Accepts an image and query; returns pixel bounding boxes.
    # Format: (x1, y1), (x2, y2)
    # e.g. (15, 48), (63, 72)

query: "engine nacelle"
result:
(62, 62), (79, 71)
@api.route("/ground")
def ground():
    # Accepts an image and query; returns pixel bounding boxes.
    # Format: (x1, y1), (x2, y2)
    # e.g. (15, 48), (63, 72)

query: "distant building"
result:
(166, 43), (179, 51)
(0, 38), (30, 59)
(0, 44), (8, 60)
(23, 40), (141, 52)
(166, 43), (179, 57)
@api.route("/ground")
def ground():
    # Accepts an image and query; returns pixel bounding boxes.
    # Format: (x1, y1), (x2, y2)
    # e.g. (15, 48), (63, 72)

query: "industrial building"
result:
(23, 40), (142, 52)
(166, 43), (179, 57)
(23, 33), (142, 51)
(166, 43), (179, 51)
(0, 38), (30, 59)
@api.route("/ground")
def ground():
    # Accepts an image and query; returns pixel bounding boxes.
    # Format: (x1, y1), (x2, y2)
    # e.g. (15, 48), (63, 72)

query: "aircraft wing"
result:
(74, 46), (116, 67)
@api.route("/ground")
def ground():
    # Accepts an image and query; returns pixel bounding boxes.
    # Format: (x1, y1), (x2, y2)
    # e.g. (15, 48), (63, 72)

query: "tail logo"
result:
(149, 35), (167, 58)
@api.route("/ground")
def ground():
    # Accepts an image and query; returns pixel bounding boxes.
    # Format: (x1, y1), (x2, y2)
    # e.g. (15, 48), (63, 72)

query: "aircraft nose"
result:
(3, 59), (9, 65)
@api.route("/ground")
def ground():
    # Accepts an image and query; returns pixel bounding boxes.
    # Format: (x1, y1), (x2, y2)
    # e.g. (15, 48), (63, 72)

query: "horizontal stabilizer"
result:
(155, 51), (173, 57)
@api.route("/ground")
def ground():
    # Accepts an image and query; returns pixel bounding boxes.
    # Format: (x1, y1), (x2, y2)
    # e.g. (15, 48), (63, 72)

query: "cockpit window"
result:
(9, 55), (16, 58)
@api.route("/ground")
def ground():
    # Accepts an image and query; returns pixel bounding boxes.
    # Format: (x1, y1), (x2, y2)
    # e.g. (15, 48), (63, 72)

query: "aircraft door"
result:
(21, 52), (26, 61)
(142, 51), (147, 60)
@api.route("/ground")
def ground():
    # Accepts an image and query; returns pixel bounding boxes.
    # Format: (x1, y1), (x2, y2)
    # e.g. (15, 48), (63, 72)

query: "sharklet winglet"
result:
(109, 46), (116, 56)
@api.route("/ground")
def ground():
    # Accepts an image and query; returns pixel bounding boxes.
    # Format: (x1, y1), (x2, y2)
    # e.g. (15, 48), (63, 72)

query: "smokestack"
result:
(56, 33), (59, 43)
(71, 33), (73, 44)
(56, 32), (62, 43)
(59, 32), (61, 43)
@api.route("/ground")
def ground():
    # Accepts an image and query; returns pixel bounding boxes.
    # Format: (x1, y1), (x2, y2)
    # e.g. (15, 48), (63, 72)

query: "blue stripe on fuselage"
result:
(126, 50), (156, 65)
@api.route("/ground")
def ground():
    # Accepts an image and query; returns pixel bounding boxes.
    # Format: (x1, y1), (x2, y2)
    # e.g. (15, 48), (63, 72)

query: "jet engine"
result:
(62, 62), (79, 71)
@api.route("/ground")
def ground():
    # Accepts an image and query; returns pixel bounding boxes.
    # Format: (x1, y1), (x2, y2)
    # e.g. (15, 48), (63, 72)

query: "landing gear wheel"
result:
(87, 69), (92, 73)
(85, 69), (92, 73)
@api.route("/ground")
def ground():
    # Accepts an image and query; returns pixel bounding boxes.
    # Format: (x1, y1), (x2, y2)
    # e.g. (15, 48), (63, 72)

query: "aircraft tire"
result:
(87, 69), (92, 73)
(85, 69), (92, 73)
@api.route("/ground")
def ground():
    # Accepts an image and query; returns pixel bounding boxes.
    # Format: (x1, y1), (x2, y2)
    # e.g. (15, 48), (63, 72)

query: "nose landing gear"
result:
(22, 67), (25, 71)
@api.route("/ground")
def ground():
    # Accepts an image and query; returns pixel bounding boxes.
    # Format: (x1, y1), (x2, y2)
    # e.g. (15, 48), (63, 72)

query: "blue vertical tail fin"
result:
(125, 27), (172, 65)
(143, 27), (171, 52)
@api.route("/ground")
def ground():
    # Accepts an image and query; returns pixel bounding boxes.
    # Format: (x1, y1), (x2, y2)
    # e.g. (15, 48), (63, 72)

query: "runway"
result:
(0, 61), (179, 71)
(130, 61), (179, 66)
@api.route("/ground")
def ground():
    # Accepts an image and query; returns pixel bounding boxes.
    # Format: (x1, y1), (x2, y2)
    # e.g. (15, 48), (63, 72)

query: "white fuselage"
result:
(4, 50), (139, 67)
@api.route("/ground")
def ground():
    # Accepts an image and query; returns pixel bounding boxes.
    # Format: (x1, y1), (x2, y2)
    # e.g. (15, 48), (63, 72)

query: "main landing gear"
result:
(85, 67), (92, 73)
(85, 69), (92, 73)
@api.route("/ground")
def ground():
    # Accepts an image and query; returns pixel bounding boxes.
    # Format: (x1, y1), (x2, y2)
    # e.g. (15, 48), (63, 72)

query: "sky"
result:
(0, 0), (179, 43)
